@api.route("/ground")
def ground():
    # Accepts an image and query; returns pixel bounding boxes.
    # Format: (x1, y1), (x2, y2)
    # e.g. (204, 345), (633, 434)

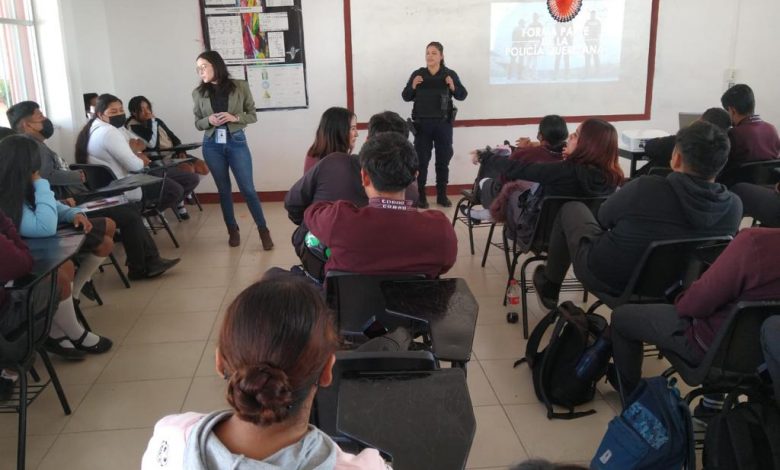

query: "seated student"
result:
(6, 101), (180, 280)
(611, 228), (780, 412)
(762, 316), (780, 404)
(731, 181), (780, 228)
(534, 121), (742, 308)
(0, 136), (112, 358)
(141, 277), (389, 469)
(303, 106), (358, 174)
(0, 209), (34, 399)
(636, 107), (732, 175)
(126, 95), (209, 176)
(720, 83), (780, 168)
(285, 111), (416, 256)
(467, 114), (570, 221)
(75, 93), (198, 216)
(474, 119), (621, 234)
(304, 132), (457, 278)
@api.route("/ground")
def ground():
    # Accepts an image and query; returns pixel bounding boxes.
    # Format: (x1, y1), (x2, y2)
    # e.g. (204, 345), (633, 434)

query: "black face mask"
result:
(108, 114), (127, 128)
(38, 118), (54, 139)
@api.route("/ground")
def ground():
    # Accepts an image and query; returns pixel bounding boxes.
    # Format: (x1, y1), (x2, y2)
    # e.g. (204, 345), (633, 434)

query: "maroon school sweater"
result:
(727, 115), (780, 164)
(509, 145), (564, 164)
(677, 227), (780, 355)
(0, 212), (33, 311)
(304, 199), (457, 279)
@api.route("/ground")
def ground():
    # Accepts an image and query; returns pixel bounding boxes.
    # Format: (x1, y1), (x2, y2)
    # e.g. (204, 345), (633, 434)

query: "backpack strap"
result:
(514, 308), (558, 368)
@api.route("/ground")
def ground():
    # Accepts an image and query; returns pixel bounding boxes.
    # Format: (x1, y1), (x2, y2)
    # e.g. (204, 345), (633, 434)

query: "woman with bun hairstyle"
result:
(142, 277), (389, 469)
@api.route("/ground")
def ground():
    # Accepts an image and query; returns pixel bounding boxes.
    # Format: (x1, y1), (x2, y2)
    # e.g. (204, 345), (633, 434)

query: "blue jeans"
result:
(202, 129), (267, 229)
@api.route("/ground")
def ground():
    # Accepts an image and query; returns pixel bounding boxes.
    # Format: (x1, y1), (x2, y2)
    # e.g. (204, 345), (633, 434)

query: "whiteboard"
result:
(348, 0), (657, 125)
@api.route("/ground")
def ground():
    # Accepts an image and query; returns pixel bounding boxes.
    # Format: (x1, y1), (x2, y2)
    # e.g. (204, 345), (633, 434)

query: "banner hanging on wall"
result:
(200, 0), (308, 111)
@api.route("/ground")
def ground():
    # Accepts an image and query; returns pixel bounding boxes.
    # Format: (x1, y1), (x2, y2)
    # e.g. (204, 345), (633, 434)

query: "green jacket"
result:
(191, 79), (257, 137)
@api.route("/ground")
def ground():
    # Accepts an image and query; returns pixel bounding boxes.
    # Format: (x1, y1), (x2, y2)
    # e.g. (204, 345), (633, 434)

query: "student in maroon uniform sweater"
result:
(304, 132), (457, 278)
(720, 84), (780, 168)
(0, 210), (33, 335)
(611, 227), (780, 397)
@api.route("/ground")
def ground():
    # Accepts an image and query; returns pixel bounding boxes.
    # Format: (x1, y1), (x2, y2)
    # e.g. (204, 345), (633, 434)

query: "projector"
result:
(620, 130), (671, 152)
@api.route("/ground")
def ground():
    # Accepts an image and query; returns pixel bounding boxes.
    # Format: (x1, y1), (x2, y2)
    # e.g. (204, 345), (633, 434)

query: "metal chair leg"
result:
(190, 192), (203, 211)
(39, 350), (71, 415)
(158, 211), (180, 248)
(481, 223), (496, 267)
(74, 299), (91, 332)
(109, 253), (130, 288)
(16, 371), (28, 470)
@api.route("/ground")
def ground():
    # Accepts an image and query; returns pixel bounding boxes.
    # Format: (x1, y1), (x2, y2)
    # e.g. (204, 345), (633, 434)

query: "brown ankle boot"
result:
(227, 225), (240, 247)
(258, 227), (274, 251)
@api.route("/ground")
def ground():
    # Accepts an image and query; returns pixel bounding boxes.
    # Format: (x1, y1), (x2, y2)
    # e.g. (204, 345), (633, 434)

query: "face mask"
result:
(108, 114), (127, 128)
(38, 118), (54, 139)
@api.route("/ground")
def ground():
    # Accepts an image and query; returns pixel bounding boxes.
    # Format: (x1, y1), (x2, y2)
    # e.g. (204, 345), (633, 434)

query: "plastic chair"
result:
(0, 272), (71, 470)
(504, 196), (608, 338)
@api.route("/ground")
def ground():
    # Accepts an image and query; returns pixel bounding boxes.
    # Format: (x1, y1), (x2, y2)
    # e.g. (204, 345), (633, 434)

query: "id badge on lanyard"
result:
(216, 128), (227, 144)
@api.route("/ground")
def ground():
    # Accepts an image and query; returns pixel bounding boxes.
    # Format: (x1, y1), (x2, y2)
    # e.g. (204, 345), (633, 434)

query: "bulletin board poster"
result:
(200, 0), (308, 111)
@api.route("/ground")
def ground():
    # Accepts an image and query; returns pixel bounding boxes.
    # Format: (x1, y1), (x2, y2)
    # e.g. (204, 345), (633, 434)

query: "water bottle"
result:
(575, 336), (611, 380)
(506, 280), (521, 323)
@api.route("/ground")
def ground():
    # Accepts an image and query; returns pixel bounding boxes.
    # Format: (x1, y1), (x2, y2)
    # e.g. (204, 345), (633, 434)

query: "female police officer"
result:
(402, 41), (468, 208)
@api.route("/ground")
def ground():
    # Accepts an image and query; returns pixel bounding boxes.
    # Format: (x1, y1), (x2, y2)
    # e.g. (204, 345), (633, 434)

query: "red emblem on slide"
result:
(547, 0), (583, 22)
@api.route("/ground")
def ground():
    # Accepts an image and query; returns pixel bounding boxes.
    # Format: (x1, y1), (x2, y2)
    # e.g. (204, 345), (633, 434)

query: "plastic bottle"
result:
(575, 336), (611, 380)
(506, 280), (521, 323)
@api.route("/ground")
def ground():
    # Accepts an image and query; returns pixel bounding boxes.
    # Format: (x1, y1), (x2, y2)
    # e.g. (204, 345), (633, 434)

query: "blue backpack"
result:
(592, 376), (695, 469)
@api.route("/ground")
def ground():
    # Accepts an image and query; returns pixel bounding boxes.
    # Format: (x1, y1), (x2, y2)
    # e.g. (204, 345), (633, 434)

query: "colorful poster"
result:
(200, 0), (308, 110)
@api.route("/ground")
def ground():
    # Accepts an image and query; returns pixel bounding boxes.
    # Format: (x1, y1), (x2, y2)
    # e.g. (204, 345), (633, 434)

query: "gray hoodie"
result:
(184, 411), (339, 470)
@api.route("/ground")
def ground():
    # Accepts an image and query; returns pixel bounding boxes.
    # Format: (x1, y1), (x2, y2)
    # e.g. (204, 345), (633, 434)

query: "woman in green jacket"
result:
(192, 50), (273, 249)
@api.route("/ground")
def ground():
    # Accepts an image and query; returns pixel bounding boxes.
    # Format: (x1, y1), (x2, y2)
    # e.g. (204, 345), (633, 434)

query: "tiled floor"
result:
(0, 200), (677, 469)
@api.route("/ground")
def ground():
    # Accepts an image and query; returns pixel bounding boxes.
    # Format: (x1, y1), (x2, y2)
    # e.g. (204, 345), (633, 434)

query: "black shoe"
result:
(437, 192), (452, 207)
(145, 258), (181, 278)
(71, 330), (113, 354)
(532, 265), (560, 310)
(127, 269), (147, 281)
(44, 338), (87, 361)
(418, 194), (429, 209)
(0, 376), (14, 402)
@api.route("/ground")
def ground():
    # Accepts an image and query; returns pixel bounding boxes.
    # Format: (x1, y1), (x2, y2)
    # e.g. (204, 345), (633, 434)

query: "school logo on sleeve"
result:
(547, 0), (583, 22)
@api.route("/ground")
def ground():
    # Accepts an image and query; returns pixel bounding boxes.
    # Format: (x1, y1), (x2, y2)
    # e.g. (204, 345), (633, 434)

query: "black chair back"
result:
(718, 159), (780, 187)
(69, 163), (117, 191)
(630, 236), (732, 300)
(311, 350), (438, 448)
(518, 195), (608, 254)
(325, 272), (426, 338)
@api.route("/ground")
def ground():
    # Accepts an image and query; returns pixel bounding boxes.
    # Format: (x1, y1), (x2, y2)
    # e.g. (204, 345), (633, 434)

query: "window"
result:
(0, 0), (44, 127)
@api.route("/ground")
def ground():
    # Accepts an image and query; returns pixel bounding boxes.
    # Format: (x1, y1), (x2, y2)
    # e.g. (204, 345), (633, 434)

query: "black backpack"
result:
(704, 388), (780, 470)
(515, 301), (609, 419)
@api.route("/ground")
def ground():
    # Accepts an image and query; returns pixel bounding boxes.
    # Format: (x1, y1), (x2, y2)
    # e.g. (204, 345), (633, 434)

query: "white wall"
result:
(47, 0), (777, 191)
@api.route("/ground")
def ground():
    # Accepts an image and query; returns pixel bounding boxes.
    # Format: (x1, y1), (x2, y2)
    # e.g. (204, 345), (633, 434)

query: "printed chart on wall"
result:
(200, 0), (308, 111)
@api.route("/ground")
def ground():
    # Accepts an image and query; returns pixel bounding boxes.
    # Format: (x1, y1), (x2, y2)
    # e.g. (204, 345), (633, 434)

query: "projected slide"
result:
(490, 1), (625, 84)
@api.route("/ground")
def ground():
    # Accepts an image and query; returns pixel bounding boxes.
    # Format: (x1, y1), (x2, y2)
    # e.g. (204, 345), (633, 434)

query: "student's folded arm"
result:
(303, 201), (340, 246)
(106, 130), (145, 173)
(19, 179), (60, 238)
(56, 201), (82, 224)
(284, 171), (318, 225)
(675, 231), (751, 319)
